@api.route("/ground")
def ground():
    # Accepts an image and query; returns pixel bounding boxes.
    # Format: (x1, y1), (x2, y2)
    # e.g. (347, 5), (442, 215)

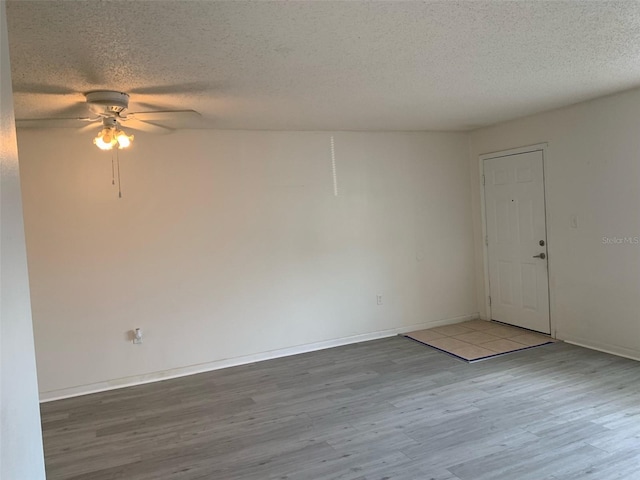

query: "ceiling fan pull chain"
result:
(116, 149), (122, 198)
(111, 151), (116, 185)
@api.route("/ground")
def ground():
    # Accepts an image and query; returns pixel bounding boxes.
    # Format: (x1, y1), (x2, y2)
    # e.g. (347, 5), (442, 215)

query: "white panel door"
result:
(484, 150), (550, 334)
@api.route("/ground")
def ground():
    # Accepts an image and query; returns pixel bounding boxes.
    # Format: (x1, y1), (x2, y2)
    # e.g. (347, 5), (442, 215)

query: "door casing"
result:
(478, 143), (555, 337)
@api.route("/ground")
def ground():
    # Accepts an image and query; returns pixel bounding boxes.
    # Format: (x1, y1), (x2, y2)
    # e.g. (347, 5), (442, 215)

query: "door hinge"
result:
(488, 295), (492, 306)
(482, 174), (485, 185)
(485, 235), (488, 246)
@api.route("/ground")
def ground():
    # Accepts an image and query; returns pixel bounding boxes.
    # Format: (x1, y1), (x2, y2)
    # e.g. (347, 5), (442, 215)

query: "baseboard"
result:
(562, 335), (640, 363)
(39, 313), (478, 402)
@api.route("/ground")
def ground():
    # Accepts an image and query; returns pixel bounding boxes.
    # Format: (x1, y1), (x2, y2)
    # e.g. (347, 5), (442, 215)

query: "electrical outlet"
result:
(133, 328), (143, 344)
(376, 295), (383, 305)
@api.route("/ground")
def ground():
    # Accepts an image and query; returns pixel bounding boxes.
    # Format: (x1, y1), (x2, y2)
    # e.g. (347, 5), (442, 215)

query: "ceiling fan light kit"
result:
(93, 127), (134, 150)
(93, 117), (134, 151)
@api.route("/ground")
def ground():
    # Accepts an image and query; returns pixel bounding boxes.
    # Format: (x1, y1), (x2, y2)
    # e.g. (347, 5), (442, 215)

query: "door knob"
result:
(533, 253), (546, 259)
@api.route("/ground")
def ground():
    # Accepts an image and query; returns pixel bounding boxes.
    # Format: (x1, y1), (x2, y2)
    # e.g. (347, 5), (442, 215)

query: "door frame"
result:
(478, 143), (555, 337)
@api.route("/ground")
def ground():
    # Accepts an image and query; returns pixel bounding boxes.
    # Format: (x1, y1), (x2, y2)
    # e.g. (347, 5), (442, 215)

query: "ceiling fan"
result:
(15, 90), (201, 198)
(16, 90), (201, 150)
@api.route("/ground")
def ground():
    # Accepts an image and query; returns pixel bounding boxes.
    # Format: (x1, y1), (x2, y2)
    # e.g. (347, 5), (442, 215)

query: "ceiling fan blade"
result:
(127, 110), (200, 122)
(123, 118), (172, 134)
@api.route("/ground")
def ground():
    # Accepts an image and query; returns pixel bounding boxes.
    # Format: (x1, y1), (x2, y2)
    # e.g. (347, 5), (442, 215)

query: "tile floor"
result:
(405, 319), (555, 361)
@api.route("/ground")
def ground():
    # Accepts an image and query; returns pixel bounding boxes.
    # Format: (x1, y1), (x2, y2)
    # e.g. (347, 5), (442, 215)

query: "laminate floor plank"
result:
(41, 337), (640, 479)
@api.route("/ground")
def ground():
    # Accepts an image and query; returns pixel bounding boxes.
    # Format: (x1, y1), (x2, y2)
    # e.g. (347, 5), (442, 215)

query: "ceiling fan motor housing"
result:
(85, 91), (130, 117)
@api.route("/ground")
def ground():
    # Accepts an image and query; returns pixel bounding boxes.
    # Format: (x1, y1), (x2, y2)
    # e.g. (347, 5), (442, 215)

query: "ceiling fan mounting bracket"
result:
(85, 90), (130, 117)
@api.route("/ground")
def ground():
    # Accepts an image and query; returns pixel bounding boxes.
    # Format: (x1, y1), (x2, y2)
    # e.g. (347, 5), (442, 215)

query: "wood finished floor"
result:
(41, 337), (640, 480)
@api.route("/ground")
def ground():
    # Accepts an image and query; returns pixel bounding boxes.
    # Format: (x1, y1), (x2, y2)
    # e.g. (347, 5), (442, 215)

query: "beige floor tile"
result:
(484, 325), (527, 338)
(509, 333), (553, 347)
(427, 337), (474, 352)
(482, 338), (530, 354)
(446, 343), (497, 361)
(461, 319), (496, 331)
(431, 324), (474, 337)
(407, 320), (554, 361)
(453, 331), (501, 345)
(406, 329), (446, 343)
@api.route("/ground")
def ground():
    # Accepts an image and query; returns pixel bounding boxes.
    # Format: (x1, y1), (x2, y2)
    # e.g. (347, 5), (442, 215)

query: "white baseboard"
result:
(562, 335), (640, 363)
(39, 313), (478, 402)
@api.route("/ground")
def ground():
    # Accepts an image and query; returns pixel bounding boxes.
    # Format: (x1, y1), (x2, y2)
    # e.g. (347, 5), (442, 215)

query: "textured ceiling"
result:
(6, 0), (640, 131)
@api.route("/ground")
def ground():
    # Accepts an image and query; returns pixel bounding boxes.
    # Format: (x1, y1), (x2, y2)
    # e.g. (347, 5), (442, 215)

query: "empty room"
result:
(2, 1), (640, 479)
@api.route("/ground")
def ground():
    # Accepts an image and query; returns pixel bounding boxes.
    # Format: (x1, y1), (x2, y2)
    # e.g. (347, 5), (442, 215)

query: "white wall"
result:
(0, 1), (46, 477)
(470, 88), (640, 360)
(16, 129), (477, 399)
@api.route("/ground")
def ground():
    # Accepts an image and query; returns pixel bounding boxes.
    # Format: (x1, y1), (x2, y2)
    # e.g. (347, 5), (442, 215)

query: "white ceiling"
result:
(7, 0), (640, 131)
